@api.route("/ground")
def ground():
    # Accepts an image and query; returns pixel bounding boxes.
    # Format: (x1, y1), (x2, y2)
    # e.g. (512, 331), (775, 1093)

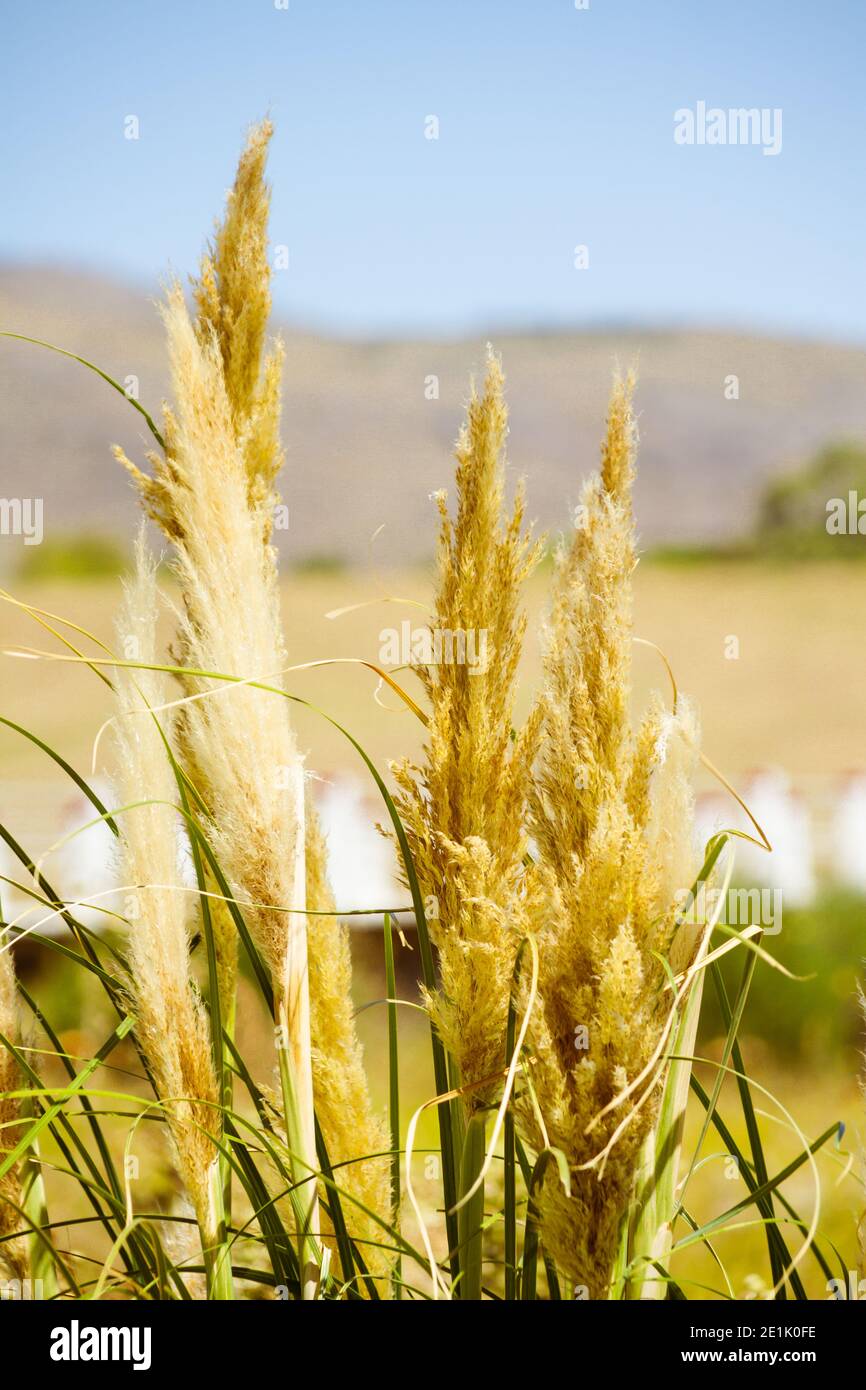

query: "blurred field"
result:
(5, 557), (866, 794)
(3, 557), (866, 1297)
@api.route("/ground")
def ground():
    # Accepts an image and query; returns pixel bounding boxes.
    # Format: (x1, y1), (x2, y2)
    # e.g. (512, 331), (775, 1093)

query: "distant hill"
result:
(2, 264), (865, 571)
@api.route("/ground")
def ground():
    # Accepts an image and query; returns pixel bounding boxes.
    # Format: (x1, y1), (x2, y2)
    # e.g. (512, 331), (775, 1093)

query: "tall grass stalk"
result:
(0, 943), (29, 1291)
(383, 914), (401, 1298)
(457, 1113), (487, 1300)
(624, 835), (733, 1298)
(392, 350), (542, 1293)
(112, 535), (230, 1298)
(114, 121), (388, 1290)
(519, 373), (705, 1297)
(277, 761), (320, 1297)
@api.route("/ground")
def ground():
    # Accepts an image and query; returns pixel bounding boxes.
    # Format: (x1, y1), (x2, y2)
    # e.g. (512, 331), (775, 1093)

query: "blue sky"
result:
(1, 0), (864, 339)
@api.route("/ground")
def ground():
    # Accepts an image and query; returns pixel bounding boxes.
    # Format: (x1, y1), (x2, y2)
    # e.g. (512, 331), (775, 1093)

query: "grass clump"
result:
(0, 117), (853, 1304)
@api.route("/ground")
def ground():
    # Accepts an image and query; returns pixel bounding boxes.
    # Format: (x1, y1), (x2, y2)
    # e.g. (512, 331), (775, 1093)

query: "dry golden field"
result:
(4, 558), (865, 798)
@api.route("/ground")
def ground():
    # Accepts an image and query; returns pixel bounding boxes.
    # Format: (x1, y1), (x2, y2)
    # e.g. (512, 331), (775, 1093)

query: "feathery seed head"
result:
(193, 119), (274, 427)
(305, 798), (392, 1283)
(116, 120), (284, 544)
(113, 535), (220, 1235)
(393, 349), (544, 1107)
(524, 372), (702, 1296)
(115, 119), (388, 1284)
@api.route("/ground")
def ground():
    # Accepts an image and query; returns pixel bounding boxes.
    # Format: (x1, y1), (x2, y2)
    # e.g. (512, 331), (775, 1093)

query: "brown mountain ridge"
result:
(1, 264), (865, 571)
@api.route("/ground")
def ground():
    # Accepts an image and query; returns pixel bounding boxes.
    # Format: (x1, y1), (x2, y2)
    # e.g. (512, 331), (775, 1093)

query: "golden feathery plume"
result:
(114, 123), (284, 1017)
(392, 349), (543, 1110)
(305, 796), (392, 1285)
(193, 118), (281, 478)
(112, 535), (221, 1286)
(114, 124), (301, 1013)
(115, 121), (389, 1289)
(0, 943), (28, 1287)
(523, 373), (701, 1298)
(129, 279), (320, 1289)
(119, 120), (284, 545)
(116, 126), (316, 1283)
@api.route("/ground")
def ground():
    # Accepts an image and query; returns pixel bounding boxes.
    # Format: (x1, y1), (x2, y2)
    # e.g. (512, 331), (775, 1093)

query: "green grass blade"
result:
(710, 956), (791, 1297)
(383, 913), (401, 1299)
(685, 1080), (835, 1238)
(0, 716), (119, 834)
(0, 331), (165, 447)
(0, 1016), (134, 1181)
(18, 984), (125, 1206)
(457, 1111), (486, 1300)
